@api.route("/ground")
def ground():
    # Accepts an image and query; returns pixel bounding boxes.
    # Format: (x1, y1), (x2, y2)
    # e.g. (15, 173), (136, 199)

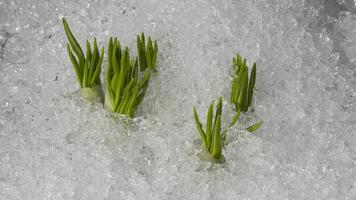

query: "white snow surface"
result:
(0, 0), (356, 199)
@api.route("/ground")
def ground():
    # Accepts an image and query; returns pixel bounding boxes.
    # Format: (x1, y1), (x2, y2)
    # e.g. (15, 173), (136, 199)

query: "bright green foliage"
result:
(230, 54), (256, 112)
(193, 97), (224, 161)
(62, 18), (104, 88)
(246, 121), (263, 132)
(105, 37), (151, 118)
(137, 32), (158, 74)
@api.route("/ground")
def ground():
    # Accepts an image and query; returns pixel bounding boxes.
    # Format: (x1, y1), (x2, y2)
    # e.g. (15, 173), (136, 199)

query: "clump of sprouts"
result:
(230, 54), (256, 113)
(193, 97), (224, 163)
(193, 97), (242, 164)
(62, 18), (104, 101)
(104, 34), (157, 118)
(137, 33), (158, 74)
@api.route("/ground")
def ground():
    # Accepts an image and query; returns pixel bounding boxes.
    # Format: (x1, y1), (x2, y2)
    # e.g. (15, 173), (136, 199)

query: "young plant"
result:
(62, 18), (104, 101)
(104, 37), (151, 118)
(137, 33), (158, 74)
(193, 97), (240, 164)
(230, 54), (256, 113)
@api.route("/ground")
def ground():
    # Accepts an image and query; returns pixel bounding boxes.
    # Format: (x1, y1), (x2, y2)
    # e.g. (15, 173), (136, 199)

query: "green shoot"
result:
(104, 37), (151, 118)
(137, 32), (158, 74)
(193, 97), (226, 164)
(246, 121), (263, 132)
(62, 18), (104, 90)
(230, 54), (256, 112)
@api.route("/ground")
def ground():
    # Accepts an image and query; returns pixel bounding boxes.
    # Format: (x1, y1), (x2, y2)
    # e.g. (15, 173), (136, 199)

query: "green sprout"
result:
(246, 121), (263, 132)
(193, 97), (262, 164)
(137, 32), (158, 74)
(230, 54), (256, 113)
(104, 37), (151, 118)
(193, 97), (240, 164)
(62, 18), (104, 101)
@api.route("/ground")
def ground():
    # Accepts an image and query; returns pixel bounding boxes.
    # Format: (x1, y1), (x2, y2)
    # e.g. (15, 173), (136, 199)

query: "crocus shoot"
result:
(104, 37), (151, 118)
(193, 97), (229, 164)
(137, 32), (158, 74)
(230, 54), (256, 113)
(62, 17), (104, 101)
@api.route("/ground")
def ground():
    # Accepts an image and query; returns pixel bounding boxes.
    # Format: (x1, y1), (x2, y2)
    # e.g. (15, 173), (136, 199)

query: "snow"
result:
(1, 0), (356, 199)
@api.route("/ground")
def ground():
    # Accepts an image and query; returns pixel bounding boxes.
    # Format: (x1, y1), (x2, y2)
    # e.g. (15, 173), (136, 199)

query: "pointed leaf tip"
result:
(246, 121), (263, 132)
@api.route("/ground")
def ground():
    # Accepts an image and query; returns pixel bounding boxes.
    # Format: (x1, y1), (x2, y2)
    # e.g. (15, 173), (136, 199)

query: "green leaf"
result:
(232, 55), (240, 74)
(193, 106), (207, 148)
(133, 57), (139, 80)
(205, 101), (214, 149)
(137, 33), (147, 71)
(84, 40), (92, 87)
(62, 18), (85, 66)
(237, 54), (243, 68)
(113, 55), (126, 111)
(211, 97), (222, 157)
(211, 113), (221, 158)
(146, 37), (153, 68)
(117, 78), (135, 113)
(90, 47), (104, 85)
(111, 39), (119, 76)
(89, 38), (98, 81)
(66, 44), (83, 87)
(246, 121), (263, 132)
(82, 56), (89, 87)
(128, 59), (136, 79)
(232, 65), (246, 102)
(140, 32), (145, 46)
(110, 43), (120, 90)
(233, 66), (247, 110)
(123, 47), (131, 85)
(210, 97), (222, 152)
(117, 39), (122, 60)
(238, 68), (249, 112)
(247, 63), (256, 108)
(136, 35), (142, 65)
(230, 77), (238, 103)
(93, 37), (100, 66)
(106, 38), (114, 98)
(152, 40), (158, 75)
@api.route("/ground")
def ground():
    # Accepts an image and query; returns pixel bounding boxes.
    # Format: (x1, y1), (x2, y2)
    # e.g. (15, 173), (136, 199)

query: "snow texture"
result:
(0, 0), (356, 199)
